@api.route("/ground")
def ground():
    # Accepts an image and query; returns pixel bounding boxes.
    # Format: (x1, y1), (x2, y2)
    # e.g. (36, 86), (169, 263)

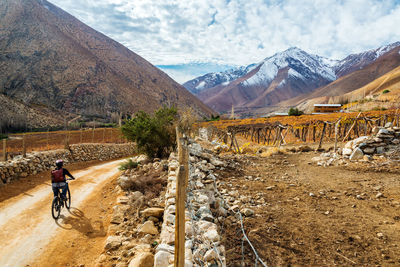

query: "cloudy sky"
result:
(48, 0), (400, 83)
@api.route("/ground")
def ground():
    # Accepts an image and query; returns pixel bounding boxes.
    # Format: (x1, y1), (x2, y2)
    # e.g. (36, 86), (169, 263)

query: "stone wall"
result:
(0, 143), (135, 185)
(343, 124), (400, 160)
(155, 141), (227, 266)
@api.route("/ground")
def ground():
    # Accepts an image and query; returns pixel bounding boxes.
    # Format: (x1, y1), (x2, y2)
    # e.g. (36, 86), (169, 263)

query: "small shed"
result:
(313, 104), (342, 113)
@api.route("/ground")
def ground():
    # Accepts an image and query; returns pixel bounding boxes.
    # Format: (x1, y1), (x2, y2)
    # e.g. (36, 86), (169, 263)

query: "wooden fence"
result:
(1, 128), (127, 161)
(206, 112), (400, 153)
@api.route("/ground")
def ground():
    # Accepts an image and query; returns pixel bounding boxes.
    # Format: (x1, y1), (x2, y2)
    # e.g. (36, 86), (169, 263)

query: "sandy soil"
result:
(216, 151), (400, 266)
(0, 159), (125, 267)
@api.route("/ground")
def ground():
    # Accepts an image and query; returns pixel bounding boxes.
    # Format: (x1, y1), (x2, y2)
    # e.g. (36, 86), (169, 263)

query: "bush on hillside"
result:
(0, 133), (8, 140)
(121, 106), (178, 158)
(382, 89), (390, 94)
(119, 159), (139, 171)
(179, 107), (198, 134)
(288, 108), (304, 116)
(203, 114), (220, 122)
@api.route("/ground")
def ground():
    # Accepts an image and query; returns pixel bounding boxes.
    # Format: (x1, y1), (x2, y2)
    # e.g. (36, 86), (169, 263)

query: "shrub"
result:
(119, 159), (139, 171)
(179, 107), (198, 134)
(382, 89), (390, 94)
(288, 108), (304, 116)
(0, 133), (7, 140)
(121, 106), (178, 158)
(203, 114), (220, 122)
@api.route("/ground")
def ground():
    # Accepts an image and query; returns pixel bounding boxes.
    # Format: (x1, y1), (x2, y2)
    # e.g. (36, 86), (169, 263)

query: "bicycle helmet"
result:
(56, 159), (64, 168)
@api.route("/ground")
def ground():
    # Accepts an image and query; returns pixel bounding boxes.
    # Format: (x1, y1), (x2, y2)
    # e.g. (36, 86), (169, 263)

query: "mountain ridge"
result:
(0, 0), (213, 129)
(184, 42), (400, 115)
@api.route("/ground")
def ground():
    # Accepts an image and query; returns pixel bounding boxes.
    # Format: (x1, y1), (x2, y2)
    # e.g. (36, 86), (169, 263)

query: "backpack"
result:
(51, 168), (64, 183)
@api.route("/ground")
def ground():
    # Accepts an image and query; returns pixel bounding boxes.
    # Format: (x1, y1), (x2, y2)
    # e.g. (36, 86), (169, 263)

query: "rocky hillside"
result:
(0, 94), (61, 131)
(185, 42), (400, 116)
(0, 0), (213, 128)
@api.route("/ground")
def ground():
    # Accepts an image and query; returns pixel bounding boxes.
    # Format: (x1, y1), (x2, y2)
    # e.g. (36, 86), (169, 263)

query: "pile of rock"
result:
(0, 143), (135, 185)
(343, 124), (400, 160)
(155, 141), (227, 266)
(96, 156), (168, 267)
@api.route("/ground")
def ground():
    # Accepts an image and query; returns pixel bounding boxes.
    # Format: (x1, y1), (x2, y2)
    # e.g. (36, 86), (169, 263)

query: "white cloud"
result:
(48, 0), (400, 69)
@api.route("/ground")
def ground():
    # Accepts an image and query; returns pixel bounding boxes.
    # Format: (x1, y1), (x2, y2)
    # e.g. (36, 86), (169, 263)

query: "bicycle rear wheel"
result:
(52, 197), (61, 219)
(65, 187), (71, 209)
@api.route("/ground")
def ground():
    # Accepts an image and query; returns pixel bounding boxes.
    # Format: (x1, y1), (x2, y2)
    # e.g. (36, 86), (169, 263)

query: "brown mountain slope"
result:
(0, 94), (61, 130)
(0, 0), (213, 124)
(294, 65), (400, 113)
(299, 46), (400, 101)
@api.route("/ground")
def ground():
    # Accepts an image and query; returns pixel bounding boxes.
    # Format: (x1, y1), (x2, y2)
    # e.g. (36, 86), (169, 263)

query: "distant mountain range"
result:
(0, 0), (213, 130)
(184, 42), (400, 116)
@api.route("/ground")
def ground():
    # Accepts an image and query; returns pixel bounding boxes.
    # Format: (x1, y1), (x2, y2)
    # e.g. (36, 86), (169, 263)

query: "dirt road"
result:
(0, 159), (125, 267)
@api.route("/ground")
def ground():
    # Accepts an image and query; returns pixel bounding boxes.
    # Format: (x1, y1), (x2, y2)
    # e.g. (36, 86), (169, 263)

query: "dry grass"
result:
(260, 147), (287, 157)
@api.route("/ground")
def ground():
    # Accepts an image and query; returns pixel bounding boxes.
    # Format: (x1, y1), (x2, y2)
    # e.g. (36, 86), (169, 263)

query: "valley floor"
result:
(215, 150), (400, 266)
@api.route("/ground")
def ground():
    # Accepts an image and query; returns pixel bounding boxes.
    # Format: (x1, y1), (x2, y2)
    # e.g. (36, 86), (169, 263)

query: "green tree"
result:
(121, 106), (178, 158)
(288, 108), (304, 116)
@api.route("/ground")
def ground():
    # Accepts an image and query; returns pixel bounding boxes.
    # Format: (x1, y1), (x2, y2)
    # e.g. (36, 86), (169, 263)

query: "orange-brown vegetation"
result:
(0, 128), (126, 155)
(199, 109), (398, 129)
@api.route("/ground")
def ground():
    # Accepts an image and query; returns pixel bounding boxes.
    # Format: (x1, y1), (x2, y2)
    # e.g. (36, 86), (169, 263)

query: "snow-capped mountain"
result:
(184, 64), (257, 94)
(242, 47), (337, 87)
(185, 42), (400, 115)
(335, 42), (400, 77)
(191, 47), (340, 113)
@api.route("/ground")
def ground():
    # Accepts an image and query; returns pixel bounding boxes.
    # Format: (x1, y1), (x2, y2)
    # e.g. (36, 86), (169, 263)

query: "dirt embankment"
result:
(214, 150), (400, 266)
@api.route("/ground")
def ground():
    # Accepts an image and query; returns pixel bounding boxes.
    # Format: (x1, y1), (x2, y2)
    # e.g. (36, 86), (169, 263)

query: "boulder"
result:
(154, 251), (171, 267)
(241, 208), (255, 217)
(105, 236), (122, 250)
(138, 221), (158, 235)
(137, 154), (150, 164)
(349, 148), (364, 160)
(203, 229), (220, 242)
(128, 252), (154, 267)
(363, 147), (376, 154)
(204, 249), (219, 262)
(117, 175), (134, 190)
(141, 208), (164, 218)
(342, 148), (353, 156)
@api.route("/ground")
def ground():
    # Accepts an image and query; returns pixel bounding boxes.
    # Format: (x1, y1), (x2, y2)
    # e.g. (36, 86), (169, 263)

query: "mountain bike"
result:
(51, 179), (72, 219)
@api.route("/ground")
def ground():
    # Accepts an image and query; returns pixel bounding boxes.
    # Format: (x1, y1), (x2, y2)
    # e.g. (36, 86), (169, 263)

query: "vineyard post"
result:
(110, 128), (113, 143)
(317, 122), (327, 151)
(92, 127), (95, 143)
(2, 139), (6, 161)
(80, 128), (83, 144)
(342, 112), (361, 142)
(22, 133), (26, 157)
(334, 119), (341, 153)
(103, 128), (105, 143)
(363, 118), (368, 135)
(312, 126), (316, 142)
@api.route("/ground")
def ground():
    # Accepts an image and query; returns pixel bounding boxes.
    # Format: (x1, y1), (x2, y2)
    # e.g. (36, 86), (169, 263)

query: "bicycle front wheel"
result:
(65, 188), (71, 209)
(52, 197), (61, 219)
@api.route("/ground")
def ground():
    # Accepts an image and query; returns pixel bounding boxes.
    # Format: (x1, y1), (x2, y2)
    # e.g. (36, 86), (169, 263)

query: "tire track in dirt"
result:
(0, 159), (125, 267)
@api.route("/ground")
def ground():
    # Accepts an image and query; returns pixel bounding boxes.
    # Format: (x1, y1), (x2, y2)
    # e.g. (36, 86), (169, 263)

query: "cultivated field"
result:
(0, 128), (126, 156)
